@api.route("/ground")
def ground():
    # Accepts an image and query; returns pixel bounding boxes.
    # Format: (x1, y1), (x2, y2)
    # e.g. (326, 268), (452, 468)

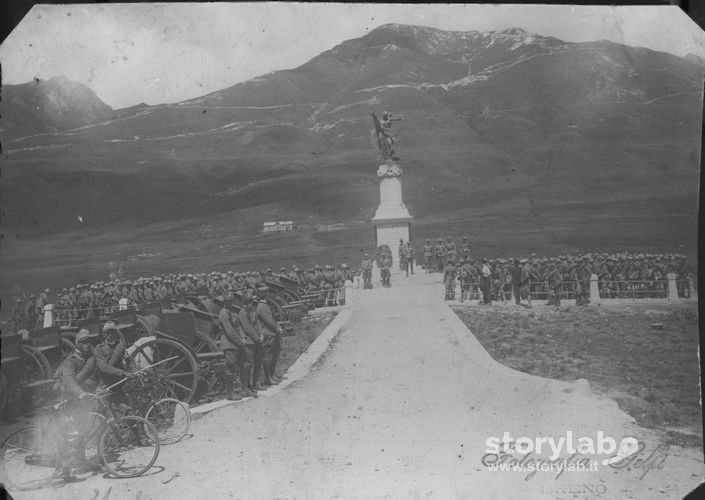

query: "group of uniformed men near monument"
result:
(11, 247), (695, 330)
(357, 236), (694, 307)
(12, 265), (356, 331)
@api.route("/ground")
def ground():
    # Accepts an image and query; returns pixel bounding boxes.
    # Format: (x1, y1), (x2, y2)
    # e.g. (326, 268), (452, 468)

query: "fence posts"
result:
(42, 304), (54, 327)
(667, 273), (679, 301)
(589, 274), (601, 305)
(344, 280), (353, 308)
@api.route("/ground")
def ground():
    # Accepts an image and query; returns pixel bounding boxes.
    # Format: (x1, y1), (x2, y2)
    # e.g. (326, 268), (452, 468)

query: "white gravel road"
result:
(7, 273), (704, 500)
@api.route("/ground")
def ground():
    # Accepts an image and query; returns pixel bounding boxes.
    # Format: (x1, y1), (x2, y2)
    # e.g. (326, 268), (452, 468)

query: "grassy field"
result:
(453, 303), (702, 448)
(0, 196), (696, 325)
(278, 312), (337, 379)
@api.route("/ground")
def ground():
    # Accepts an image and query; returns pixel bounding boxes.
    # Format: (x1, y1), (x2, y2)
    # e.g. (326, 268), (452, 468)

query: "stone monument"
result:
(370, 111), (412, 250)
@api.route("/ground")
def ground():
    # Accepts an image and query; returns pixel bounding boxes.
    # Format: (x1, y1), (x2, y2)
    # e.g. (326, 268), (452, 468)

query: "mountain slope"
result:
(1, 24), (701, 256)
(1, 75), (114, 138)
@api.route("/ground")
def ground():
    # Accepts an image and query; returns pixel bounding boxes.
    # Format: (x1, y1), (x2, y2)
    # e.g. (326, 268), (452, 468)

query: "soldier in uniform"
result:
(434, 239), (446, 273)
(398, 239), (407, 272)
(576, 256), (592, 306)
(511, 259), (523, 305)
(479, 258), (492, 305)
(443, 259), (457, 300)
(94, 322), (134, 410)
(305, 268), (317, 290)
(238, 297), (266, 391)
(56, 329), (102, 480)
(322, 265), (337, 305)
(459, 258), (473, 302)
(494, 260), (510, 304)
(314, 266), (325, 290)
(128, 281), (141, 305)
(460, 237), (473, 261)
(37, 288), (50, 312)
(296, 267), (308, 289)
(143, 281), (155, 304)
(334, 264), (347, 305)
(12, 298), (25, 331)
(361, 253), (374, 289)
(423, 239), (433, 273)
(521, 258), (533, 307)
(219, 293), (255, 400)
(378, 252), (392, 288)
(546, 261), (564, 306)
(675, 255), (692, 298)
(257, 299), (284, 385)
(445, 237), (456, 264)
(24, 295), (37, 330)
(404, 241), (415, 276)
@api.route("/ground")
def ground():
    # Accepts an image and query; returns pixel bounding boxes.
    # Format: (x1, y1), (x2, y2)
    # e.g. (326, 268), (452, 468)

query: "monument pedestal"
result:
(371, 163), (412, 251)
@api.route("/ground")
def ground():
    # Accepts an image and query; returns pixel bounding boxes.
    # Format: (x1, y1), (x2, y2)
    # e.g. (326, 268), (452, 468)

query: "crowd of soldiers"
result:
(417, 237), (695, 306)
(10, 244), (696, 331)
(11, 264), (357, 332)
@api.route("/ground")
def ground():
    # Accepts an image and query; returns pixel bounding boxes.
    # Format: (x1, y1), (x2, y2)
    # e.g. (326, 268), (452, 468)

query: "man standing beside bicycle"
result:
(57, 329), (103, 480)
(95, 321), (136, 410)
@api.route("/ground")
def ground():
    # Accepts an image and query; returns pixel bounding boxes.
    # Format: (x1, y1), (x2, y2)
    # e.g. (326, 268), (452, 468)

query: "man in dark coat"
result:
(57, 329), (102, 480)
(479, 258), (492, 305)
(257, 300), (284, 385)
(219, 294), (256, 400)
(238, 297), (266, 391)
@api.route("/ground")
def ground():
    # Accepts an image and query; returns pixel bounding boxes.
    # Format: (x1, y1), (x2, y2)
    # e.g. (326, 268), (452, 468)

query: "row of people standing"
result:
(217, 293), (285, 400)
(21, 263), (357, 330)
(423, 237), (473, 273)
(440, 252), (695, 305)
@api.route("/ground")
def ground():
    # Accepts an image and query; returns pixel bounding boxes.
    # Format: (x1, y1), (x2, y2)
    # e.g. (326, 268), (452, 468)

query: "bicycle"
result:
(0, 387), (160, 491)
(120, 367), (191, 445)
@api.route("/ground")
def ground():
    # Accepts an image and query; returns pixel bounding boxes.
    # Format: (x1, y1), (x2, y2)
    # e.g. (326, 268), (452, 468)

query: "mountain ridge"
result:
(1, 75), (114, 138)
(1, 23), (700, 261)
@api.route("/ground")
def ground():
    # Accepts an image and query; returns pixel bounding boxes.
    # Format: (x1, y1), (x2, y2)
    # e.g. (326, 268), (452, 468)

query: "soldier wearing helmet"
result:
(24, 295), (38, 330)
(444, 236), (456, 263)
(56, 329), (102, 480)
(219, 293), (256, 400)
(361, 253), (374, 289)
(12, 298), (25, 331)
(423, 239), (434, 273)
(94, 322), (132, 383)
(398, 239), (407, 272)
(404, 240), (415, 276)
(94, 321), (135, 412)
(434, 239), (446, 273)
(443, 258), (457, 300)
(238, 296), (266, 392)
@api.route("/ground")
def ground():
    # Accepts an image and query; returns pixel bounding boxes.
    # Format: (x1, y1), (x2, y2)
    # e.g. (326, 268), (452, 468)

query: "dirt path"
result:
(10, 273), (704, 499)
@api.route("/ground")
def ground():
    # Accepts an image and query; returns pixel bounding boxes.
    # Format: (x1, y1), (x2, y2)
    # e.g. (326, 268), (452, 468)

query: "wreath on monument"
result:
(377, 163), (403, 178)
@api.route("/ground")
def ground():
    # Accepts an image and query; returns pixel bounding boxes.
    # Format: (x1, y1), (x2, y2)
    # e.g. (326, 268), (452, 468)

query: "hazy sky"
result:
(1, 3), (703, 108)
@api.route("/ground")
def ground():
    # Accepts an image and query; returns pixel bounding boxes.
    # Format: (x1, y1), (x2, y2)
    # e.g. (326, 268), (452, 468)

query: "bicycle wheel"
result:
(82, 412), (107, 465)
(0, 426), (62, 491)
(144, 398), (191, 445)
(98, 416), (159, 478)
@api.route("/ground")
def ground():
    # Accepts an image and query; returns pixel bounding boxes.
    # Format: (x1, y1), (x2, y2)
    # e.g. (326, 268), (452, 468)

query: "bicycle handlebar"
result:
(102, 355), (180, 392)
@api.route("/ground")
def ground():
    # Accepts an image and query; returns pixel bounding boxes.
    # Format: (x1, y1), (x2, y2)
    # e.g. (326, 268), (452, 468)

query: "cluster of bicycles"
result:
(0, 363), (191, 491)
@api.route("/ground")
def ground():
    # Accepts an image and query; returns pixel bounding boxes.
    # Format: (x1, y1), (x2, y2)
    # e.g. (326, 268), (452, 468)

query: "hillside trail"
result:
(11, 272), (703, 500)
